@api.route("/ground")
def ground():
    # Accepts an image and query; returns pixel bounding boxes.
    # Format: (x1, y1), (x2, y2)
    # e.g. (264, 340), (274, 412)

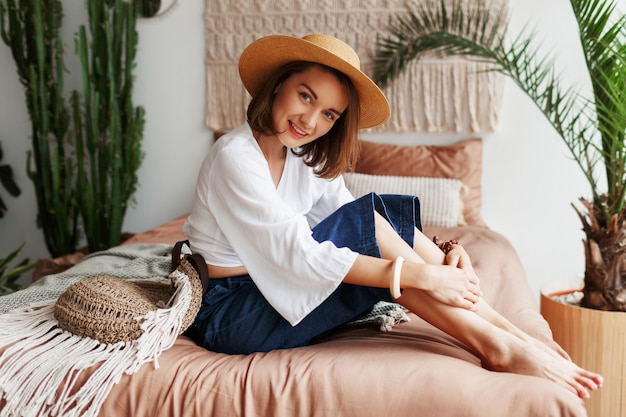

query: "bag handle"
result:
(185, 253), (210, 294)
(171, 240), (210, 294)
(171, 239), (190, 272)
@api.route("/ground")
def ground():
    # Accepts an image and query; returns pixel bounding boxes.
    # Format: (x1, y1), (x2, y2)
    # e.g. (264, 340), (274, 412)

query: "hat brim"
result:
(238, 35), (390, 129)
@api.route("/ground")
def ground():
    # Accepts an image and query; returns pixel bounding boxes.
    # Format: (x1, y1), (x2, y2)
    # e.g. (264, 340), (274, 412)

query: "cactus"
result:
(73, 0), (145, 252)
(1, 0), (145, 256)
(0, 0), (79, 257)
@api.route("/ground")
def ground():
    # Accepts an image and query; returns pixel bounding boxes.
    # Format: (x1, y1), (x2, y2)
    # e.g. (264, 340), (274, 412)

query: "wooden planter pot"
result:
(540, 278), (626, 417)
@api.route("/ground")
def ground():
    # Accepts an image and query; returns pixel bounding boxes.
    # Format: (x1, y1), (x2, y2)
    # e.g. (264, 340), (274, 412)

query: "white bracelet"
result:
(390, 256), (404, 299)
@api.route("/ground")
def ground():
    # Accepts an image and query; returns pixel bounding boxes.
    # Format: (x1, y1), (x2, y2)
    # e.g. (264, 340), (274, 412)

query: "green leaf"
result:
(374, 0), (626, 219)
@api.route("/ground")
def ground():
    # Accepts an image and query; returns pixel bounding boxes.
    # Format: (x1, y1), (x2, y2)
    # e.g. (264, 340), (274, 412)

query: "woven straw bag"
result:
(54, 240), (207, 344)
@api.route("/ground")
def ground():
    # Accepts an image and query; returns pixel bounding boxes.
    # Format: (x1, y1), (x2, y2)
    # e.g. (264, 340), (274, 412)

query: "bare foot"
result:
(533, 337), (571, 361)
(473, 300), (571, 361)
(488, 337), (603, 399)
(512, 330), (572, 362)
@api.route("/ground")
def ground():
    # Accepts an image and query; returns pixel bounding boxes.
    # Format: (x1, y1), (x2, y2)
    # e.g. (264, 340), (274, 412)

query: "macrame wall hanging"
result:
(205, 0), (508, 133)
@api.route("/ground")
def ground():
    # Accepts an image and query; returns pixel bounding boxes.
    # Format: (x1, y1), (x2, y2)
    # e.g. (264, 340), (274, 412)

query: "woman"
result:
(184, 34), (602, 399)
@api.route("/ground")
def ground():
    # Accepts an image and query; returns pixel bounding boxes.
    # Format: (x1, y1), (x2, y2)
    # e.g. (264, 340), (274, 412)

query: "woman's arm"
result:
(342, 212), (481, 310)
(343, 255), (481, 310)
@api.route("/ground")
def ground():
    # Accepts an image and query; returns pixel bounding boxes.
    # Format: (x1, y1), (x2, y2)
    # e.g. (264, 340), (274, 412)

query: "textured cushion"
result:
(354, 138), (485, 227)
(343, 173), (465, 228)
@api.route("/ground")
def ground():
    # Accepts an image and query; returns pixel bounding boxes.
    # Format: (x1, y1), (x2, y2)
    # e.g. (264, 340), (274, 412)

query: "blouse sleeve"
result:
(205, 145), (358, 326)
(306, 174), (355, 228)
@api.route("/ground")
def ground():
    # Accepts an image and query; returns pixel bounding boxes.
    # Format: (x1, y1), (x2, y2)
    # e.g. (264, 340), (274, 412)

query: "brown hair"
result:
(246, 61), (360, 179)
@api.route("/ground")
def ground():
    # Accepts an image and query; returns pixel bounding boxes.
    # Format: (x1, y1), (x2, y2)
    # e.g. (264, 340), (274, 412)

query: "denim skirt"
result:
(187, 193), (422, 354)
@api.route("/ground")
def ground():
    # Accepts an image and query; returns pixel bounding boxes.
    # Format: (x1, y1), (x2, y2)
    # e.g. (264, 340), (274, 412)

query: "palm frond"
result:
(574, 0), (624, 67)
(573, 0), (626, 213)
(591, 52), (626, 213)
(373, 0), (508, 87)
(374, 0), (626, 220)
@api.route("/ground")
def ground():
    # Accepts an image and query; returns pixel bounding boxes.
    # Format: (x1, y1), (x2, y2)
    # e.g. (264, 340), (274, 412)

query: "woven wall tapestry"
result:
(205, 0), (508, 133)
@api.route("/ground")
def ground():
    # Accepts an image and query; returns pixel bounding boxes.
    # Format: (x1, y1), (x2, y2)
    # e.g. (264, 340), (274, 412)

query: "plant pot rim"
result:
(540, 276), (583, 297)
(541, 277), (626, 317)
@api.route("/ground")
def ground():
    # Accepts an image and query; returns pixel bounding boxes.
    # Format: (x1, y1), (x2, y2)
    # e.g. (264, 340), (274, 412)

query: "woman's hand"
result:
(444, 244), (475, 273)
(419, 263), (482, 311)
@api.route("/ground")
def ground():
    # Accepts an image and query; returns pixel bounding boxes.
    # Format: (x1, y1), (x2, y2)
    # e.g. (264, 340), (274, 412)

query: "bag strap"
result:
(171, 239), (190, 272)
(185, 253), (210, 294)
(171, 240), (210, 294)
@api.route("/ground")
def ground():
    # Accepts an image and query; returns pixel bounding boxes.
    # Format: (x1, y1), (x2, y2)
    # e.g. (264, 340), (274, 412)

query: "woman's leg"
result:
(377, 213), (563, 346)
(397, 289), (599, 398)
(189, 276), (392, 354)
(373, 213), (602, 399)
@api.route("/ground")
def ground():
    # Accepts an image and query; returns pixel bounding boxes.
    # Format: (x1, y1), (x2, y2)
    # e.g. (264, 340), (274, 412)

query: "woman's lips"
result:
(289, 121), (307, 138)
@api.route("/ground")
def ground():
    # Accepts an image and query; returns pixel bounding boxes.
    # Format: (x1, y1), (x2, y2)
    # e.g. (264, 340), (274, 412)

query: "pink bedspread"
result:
(100, 216), (586, 417)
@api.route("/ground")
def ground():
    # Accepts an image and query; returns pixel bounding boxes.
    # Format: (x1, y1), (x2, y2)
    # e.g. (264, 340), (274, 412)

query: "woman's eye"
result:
(300, 92), (311, 102)
(323, 111), (335, 121)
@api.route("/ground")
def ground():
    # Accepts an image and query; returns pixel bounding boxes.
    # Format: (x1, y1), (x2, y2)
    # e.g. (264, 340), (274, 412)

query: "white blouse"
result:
(183, 122), (358, 325)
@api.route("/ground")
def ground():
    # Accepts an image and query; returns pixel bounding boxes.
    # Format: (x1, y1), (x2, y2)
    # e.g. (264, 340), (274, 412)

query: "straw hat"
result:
(238, 34), (390, 129)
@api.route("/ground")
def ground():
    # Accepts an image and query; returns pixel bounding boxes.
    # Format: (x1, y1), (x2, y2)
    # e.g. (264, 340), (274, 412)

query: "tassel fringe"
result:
(0, 269), (193, 417)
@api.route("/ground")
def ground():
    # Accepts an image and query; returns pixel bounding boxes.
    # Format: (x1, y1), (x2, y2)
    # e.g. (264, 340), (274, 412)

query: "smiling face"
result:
(246, 61), (360, 179)
(270, 65), (349, 149)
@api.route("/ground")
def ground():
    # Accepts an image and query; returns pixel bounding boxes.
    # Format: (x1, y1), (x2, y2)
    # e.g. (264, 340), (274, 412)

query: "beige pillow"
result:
(354, 138), (485, 227)
(343, 173), (465, 228)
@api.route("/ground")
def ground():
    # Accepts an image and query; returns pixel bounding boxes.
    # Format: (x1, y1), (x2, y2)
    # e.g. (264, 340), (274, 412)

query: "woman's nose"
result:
(300, 110), (318, 129)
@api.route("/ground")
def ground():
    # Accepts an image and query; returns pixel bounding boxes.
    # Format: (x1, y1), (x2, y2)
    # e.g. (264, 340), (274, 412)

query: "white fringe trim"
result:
(0, 269), (192, 417)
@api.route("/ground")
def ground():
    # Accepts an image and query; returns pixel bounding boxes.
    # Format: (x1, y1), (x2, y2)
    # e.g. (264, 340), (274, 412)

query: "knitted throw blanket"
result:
(0, 243), (173, 315)
(205, 0), (508, 133)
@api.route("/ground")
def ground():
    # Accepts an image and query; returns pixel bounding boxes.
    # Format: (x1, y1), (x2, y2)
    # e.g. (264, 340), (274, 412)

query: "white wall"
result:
(0, 0), (601, 300)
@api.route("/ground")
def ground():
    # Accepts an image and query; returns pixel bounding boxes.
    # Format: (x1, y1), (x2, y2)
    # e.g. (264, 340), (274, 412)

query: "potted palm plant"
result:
(372, 1), (625, 415)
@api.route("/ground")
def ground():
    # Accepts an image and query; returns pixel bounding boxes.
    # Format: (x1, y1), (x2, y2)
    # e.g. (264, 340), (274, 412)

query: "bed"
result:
(0, 138), (587, 417)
